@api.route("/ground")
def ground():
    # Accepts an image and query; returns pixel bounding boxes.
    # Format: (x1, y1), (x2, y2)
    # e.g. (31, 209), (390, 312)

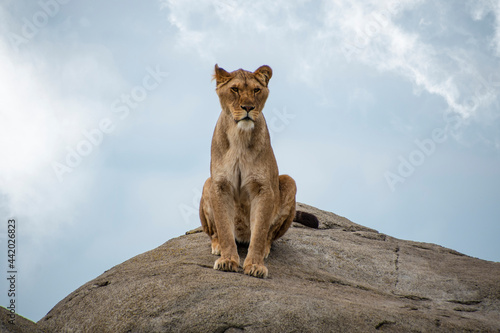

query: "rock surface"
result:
(37, 203), (500, 332)
(1, 307), (43, 333)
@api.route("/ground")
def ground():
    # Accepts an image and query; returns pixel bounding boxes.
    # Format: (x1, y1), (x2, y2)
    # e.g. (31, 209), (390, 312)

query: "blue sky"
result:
(1, 0), (499, 322)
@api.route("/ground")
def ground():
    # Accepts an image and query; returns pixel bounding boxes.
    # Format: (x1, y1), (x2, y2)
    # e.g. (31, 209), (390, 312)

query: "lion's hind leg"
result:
(200, 178), (221, 255)
(266, 174), (297, 256)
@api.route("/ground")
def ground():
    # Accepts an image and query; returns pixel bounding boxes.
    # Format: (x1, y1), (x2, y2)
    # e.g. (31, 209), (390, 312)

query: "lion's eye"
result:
(231, 87), (239, 93)
(254, 88), (261, 93)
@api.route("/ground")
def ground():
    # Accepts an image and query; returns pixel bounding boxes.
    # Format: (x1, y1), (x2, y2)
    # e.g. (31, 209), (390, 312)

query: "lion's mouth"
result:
(235, 115), (254, 123)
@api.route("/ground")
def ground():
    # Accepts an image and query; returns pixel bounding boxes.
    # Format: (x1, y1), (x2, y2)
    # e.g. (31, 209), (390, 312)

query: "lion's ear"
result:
(213, 64), (233, 86)
(254, 65), (273, 86)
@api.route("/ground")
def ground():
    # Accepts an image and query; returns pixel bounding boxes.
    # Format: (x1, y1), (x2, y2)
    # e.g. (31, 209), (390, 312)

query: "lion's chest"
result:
(216, 148), (256, 242)
(214, 128), (261, 192)
(221, 146), (255, 197)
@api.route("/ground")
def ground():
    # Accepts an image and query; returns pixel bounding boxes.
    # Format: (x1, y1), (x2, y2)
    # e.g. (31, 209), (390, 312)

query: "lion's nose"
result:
(241, 105), (255, 112)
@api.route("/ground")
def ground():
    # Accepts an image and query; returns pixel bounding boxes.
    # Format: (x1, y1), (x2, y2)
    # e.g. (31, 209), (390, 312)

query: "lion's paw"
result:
(243, 263), (268, 279)
(213, 257), (239, 272)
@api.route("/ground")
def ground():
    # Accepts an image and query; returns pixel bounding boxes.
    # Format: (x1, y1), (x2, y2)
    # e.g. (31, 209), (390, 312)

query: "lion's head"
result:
(213, 64), (272, 130)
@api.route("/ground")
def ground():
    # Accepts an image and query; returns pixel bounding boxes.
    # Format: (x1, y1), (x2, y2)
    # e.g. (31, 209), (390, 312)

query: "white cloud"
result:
(160, 0), (315, 66)
(325, 0), (500, 133)
(161, 0), (500, 129)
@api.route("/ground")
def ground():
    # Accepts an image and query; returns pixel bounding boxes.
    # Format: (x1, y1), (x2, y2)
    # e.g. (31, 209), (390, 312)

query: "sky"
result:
(0, 0), (499, 322)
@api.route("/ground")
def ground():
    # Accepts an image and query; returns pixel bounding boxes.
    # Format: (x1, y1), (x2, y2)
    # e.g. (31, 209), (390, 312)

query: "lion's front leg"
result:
(208, 178), (240, 272)
(243, 187), (275, 279)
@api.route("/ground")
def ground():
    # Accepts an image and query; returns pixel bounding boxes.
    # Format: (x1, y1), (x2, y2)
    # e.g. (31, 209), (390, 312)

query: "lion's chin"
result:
(237, 119), (255, 131)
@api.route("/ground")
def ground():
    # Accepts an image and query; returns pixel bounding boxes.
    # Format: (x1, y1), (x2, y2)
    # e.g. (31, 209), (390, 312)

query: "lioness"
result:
(199, 64), (318, 278)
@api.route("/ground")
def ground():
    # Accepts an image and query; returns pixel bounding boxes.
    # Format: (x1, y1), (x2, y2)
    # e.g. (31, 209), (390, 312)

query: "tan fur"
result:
(199, 64), (297, 278)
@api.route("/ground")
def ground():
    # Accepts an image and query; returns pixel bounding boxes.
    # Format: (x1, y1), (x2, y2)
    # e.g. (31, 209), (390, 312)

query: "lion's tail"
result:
(294, 211), (319, 229)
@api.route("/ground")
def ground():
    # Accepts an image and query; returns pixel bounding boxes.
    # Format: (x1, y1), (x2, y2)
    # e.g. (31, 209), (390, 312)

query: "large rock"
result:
(38, 203), (500, 332)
